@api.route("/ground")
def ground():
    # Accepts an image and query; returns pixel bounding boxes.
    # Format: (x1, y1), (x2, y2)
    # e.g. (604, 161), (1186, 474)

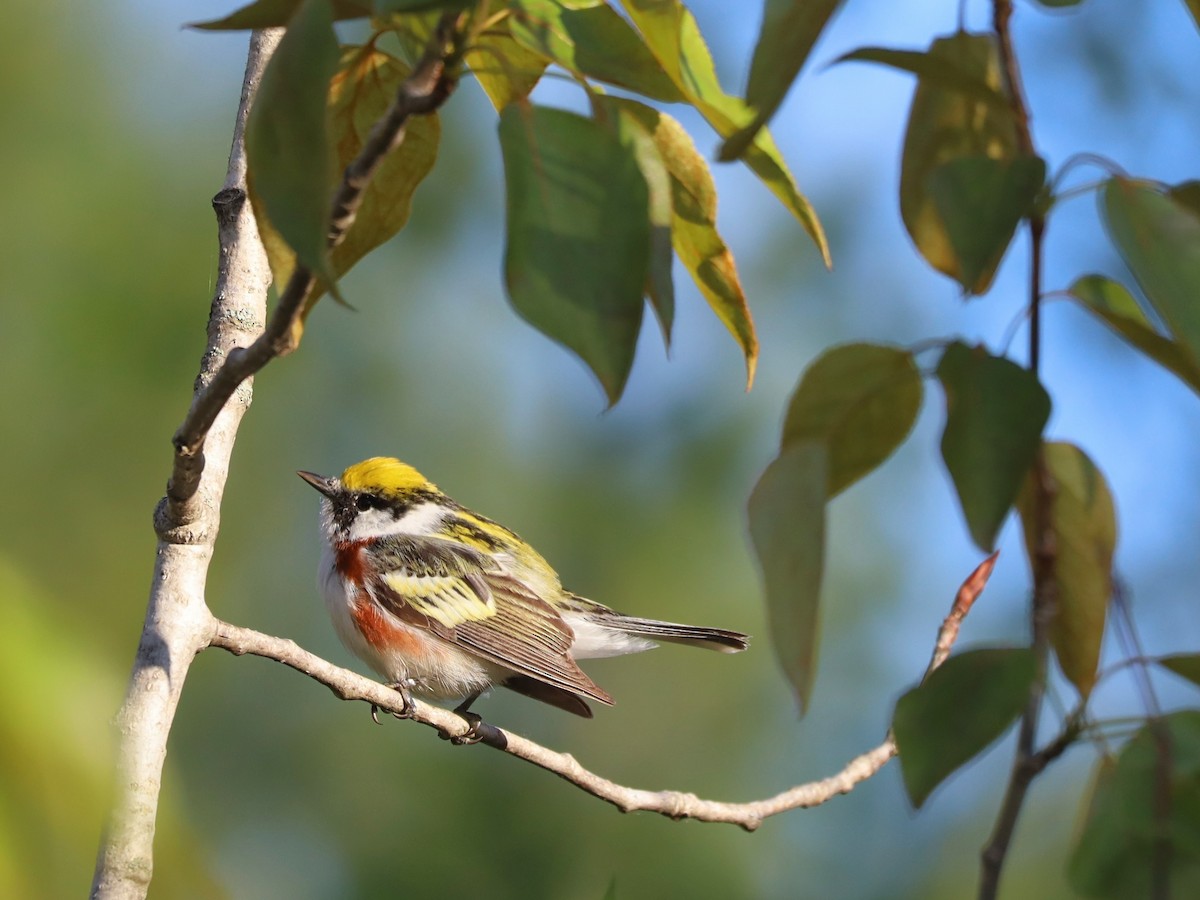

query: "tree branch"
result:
(207, 555), (998, 832)
(93, 18), (465, 900)
(979, 4), (1059, 897)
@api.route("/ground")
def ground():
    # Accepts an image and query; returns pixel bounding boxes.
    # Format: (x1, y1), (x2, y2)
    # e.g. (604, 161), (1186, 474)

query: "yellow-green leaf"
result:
(511, 0), (683, 102)
(467, 23), (549, 111)
(1160, 653), (1200, 688)
(622, 0), (830, 266)
(719, 0), (841, 161)
(1016, 442), (1115, 699)
(245, 0), (341, 284)
(1103, 177), (1200, 364)
(499, 104), (650, 406)
(782, 343), (922, 496)
(893, 647), (1036, 807)
(1068, 274), (1200, 398)
(937, 341), (1051, 552)
(609, 98), (755, 384)
(900, 32), (1020, 293)
(834, 45), (1009, 107)
(748, 442), (827, 715)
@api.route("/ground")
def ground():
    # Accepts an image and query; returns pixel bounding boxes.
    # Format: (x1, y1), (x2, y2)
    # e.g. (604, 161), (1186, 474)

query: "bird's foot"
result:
(371, 680), (415, 724)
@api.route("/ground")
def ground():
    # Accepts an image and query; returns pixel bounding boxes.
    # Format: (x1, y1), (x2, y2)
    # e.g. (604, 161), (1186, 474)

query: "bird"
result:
(298, 457), (748, 722)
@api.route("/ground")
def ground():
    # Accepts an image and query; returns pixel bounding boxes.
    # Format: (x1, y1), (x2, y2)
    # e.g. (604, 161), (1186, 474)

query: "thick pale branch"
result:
(206, 554), (997, 832)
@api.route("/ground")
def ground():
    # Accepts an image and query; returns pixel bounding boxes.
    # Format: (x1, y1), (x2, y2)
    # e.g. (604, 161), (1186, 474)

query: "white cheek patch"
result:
(347, 501), (446, 541)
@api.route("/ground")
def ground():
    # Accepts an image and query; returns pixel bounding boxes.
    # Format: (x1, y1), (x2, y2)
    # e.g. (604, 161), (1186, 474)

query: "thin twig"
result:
(979, 4), (1058, 897)
(206, 555), (999, 831)
(164, 13), (463, 527)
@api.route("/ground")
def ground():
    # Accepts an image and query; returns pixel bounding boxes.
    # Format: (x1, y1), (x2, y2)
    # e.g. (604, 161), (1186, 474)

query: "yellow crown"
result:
(340, 457), (434, 496)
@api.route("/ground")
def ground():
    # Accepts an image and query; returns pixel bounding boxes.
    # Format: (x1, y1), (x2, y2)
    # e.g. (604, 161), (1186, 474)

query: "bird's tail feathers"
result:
(604, 616), (749, 654)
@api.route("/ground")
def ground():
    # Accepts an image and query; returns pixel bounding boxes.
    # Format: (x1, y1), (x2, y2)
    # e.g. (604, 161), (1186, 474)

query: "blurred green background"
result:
(3, 1), (1200, 897)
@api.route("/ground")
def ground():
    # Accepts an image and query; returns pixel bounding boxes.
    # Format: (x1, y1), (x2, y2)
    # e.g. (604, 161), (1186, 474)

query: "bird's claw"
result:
(371, 681), (415, 724)
(438, 709), (484, 745)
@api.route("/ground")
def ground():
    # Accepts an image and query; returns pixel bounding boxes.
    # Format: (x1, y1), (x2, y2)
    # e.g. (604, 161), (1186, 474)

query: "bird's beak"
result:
(297, 470), (339, 499)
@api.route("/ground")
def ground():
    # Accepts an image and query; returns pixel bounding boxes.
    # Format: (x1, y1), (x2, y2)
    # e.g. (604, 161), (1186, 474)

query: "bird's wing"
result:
(367, 535), (613, 705)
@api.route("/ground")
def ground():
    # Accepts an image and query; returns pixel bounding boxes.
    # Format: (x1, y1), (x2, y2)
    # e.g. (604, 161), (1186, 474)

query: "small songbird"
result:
(299, 457), (748, 719)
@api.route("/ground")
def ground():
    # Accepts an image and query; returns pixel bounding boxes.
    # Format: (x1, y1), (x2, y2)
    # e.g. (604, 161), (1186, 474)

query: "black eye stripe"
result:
(356, 494), (382, 512)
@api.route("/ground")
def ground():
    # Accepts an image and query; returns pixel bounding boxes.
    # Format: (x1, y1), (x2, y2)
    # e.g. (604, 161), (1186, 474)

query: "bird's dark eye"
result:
(355, 494), (379, 512)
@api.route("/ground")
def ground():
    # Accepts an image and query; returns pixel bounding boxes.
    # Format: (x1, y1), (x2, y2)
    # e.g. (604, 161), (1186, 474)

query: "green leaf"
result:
(600, 104), (675, 345)
(192, 0), (371, 29)
(1068, 274), (1200, 398)
(1169, 180), (1200, 217)
(245, 0), (341, 284)
(1069, 712), (1200, 898)
(608, 98), (755, 385)
(892, 647), (1036, 808)
(1104, 178), (1200, 364)
(499, 104), (650, 405)
(748, 442), (827, 715)
(900, 32), (1022, 293)
(510, 0), (683, 102)
(833, 46), (1009, 107)
(1182, 0), (1200, 32)
(622, 0), (830, 266)
(467, 23), (549, 111)
(719, 0), (841, 160)
(374, 0), (477, 11)
(1016, 442), (1115, 699)
(928, 155), (1045, 293)
(782, 343), (923, 497)
(937, 342), (1051, 552)
(1160, 654), (1200, 688)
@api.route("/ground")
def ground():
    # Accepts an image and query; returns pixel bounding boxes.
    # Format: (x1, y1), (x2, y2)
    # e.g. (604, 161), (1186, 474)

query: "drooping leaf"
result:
(622, 0), (830, 266)
(1169, 180), (1200, 217)
(748, 442), (827, 715)
(245, 0), (341, 284)
(833, 46), (1009, 106)
(1103, 178), (1200, 364)
(892, 647), (1036, 808)
(900, 32), (1022, 293)
(602, 106), (675, 345)
(499, 104), (650, 405)
(1016, 442), (1115, 699)
(191, 0), (370, 29)
(719, 0), (841, 160)
(608, 99), (755, 384)
(928, 155), (1045, 292)
(467, 23), (549, 111)
(1069, 712), (1200, 898)
(254, 45), (441, 330)
(1068, 274), (1200, 397)
(1160, 653), (1200, 688)
(782, 343), (923, 496)
(510, 0), (683, 102)
(937, 342), (1051, 551)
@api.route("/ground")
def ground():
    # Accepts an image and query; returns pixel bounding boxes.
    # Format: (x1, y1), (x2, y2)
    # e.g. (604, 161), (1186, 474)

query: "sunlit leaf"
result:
(1068, 274), (1200, 397)
(1160, 653), (1200, 688)
(1016, 442), (1115, 699)
(833, 46), (1009, 106)
(1069, 712), (1200, 898)
(622, 0), (830, 266)
(748, 442), (827, 715)
(468, 23), (549, 111)
(893, 647), (1036, 808)
(937, 341), (1050, 552)
(511, 0), (683, 102)
(719, 0), (841, 160)
(499, 104), (650, 405)
(1104, 178), (1200, 364)
(782, 343), (922, 496)
(900, 32), (1021, 293)
(191, 0), (370, 29)
(928, 155), (1045, 293)
(254, 45), (441, 330)
(609, 99), (755, 384)
(245, 0), (340, 284)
